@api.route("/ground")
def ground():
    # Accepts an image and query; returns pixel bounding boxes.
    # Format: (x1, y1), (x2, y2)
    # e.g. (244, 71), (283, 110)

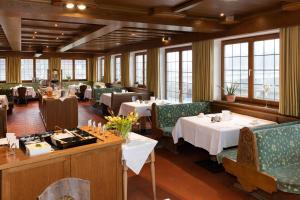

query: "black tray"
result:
(19, 129), (97, 151)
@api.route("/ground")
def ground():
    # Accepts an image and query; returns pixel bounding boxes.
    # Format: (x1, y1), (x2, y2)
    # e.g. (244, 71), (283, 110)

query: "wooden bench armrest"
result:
(223, 157), (277, 194)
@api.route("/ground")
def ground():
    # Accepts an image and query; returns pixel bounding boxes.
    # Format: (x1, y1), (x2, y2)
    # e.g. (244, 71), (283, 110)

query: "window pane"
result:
(35, 59), (48, 80)
(75, 60), (87, 80)
(135, 54), (144, 85)
(21, 59), (34, 81)
(224, 43), (249, 97)
(61, 59), (73, 80)
(166, 51), (180, 103)
(115, 57), (121, 81)
(253, 38), (280, 101)
(182, 50), (192, 103)
(0, 59), (6, 81)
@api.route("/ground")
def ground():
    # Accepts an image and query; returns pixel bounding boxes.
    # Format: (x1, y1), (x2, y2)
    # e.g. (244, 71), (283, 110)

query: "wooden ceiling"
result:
(0, 0), (299, 54)
(0, 26), (10, 51)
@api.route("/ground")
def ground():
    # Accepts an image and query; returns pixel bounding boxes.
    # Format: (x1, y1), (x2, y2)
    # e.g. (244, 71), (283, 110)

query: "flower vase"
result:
(226, 95), (236, 102)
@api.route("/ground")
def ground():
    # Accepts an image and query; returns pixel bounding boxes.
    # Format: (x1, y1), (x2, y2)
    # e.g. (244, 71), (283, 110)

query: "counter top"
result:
(0, 127), (124, 170)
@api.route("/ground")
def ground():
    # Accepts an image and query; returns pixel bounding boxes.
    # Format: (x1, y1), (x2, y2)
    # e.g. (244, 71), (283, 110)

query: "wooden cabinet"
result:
(1, 157), (70, 200)
(0, 135), (123, 200)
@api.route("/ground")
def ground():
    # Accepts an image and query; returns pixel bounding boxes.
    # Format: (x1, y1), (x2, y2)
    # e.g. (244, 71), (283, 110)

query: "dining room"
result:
(0, 0), (300, 200)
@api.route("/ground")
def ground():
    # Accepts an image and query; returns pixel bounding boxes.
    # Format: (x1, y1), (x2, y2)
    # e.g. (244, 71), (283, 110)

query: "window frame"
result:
(134, 52), (147, 86)
(61, 59), (88, 81)
(165, 46), (192, 103)
(97, 57), (105, 82)
(35, 58), (49, 80)
(114, 55), (121, 82)
(221, 33), (280, 107)
(20, 58), (50, 83)
(0, 57), (6, 83)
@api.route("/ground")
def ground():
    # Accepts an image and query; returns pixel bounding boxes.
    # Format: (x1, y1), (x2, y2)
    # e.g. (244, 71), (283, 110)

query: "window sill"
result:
(212, 100), (279, 114)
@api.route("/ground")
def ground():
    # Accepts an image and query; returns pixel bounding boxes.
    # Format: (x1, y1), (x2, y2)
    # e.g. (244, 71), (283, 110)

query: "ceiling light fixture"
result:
(116, 42), (120, 45)
(77, 4), (87, 10)
(34, 31), (37, 34)
(130, 33), (136, 36)
(54, 23), (58, 27)
(66, 2), (75, 9)
(220, 13), (225, 17)
(32, 36), (36, 39)
(162, 36), (171, 43)
(56, 37), (59, 40)
(61, 32), (64, 36)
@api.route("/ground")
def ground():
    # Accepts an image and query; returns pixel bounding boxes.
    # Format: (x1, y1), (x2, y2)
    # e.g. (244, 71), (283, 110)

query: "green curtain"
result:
(192, 40), (214, 102)
(146, 48), (160, 97)
(49, 57), (61, 80)
(6, 56), (21, 83)
(279, 26), (300, 116)
(103, 55), (111, 83)
(87, 57), (97, 82)
(121, 53), (130, 87)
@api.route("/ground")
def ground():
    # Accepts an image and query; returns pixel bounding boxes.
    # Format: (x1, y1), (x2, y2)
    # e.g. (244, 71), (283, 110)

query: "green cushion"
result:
(216, 148), (237, 164)
(61, 81), (93, 89)
(254, 124), (300, 171)
(156, 102), (211, 128)
(251, 120), (300, 132)
(264, 163), (300, 194)
(93, 88), (123, 101)
(161, 127), (173, 137)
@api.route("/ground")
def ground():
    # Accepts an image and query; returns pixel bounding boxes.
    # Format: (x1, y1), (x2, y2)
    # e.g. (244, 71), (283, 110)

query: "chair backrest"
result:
(17, 87), (27, 98)
(253, 123), (300, 171)
(155, 102), (211, 128)
(79, 85), (87, 93)
(94, 88), (123, 100)
(38, 178), (90, 200)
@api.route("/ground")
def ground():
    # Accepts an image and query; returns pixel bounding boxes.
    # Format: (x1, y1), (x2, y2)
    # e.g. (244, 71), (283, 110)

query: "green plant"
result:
(222, 83), (239, 95)
(105, 112), (139, 139)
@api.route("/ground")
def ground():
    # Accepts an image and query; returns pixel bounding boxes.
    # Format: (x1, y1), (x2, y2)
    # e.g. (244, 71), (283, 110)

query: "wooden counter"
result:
(39, 95), (78, 131)
(0, 128), (124, 200)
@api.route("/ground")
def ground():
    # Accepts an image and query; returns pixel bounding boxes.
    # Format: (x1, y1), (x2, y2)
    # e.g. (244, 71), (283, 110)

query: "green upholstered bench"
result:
(223, 120), (300, 194)
(152, 102), (211, 137)
(93, 87), (123, 102)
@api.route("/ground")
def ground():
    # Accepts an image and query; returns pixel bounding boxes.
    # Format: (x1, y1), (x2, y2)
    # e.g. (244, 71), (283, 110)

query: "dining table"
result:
(172, 112), (277, 155)
(12, 86), (36, 98)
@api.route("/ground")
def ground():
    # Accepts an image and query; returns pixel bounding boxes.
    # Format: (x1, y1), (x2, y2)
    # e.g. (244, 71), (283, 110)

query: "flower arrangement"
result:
(105, 112), (139, 140)
(220, 83), (239, 102)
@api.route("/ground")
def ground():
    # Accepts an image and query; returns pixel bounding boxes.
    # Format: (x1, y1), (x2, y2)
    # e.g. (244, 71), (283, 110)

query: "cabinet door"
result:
(71, 146), (122, 200)
(2, 156), (70, 200)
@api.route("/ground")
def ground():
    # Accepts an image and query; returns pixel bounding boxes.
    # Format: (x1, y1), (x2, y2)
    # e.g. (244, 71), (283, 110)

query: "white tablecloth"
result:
(172, 113), (276, 155)
(119, 102), (153, 117)
(122, 133), (157, 174)
(99, 93), (111, 107)
(0, 95), (8, 110)
(84, 88), (92, 99)
(13, 86), (36, 98)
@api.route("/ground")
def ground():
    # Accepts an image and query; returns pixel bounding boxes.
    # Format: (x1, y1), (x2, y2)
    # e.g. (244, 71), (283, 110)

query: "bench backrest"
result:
(253, 123), (300, 171)
(155, 102), (211, 128)
(93, 88), (123, 101)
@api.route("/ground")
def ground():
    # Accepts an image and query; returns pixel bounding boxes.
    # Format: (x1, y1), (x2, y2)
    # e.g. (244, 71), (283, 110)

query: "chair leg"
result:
(123, 162), (128, 200)
(150, 151), (157, 200)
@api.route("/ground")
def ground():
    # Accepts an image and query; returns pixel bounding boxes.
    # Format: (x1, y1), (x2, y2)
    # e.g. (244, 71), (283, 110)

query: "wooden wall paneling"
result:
(1, 156), (70, 200)
(70, 145), (123, 200)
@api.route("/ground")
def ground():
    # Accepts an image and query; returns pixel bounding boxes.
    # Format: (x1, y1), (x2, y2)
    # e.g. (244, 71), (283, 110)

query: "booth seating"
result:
(111, 92), (151, 115)
(151, 102), (211, 137)
(223, 121), (300, 195)
(93, 87), (123, 102)
(0, 89), (13, 114)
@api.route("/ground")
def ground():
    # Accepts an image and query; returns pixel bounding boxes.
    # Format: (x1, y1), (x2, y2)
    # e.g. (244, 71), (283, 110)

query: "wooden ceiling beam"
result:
(173, 0), (203, 13)
(0, 16), (21, 51)
(59, 24), (123, 52)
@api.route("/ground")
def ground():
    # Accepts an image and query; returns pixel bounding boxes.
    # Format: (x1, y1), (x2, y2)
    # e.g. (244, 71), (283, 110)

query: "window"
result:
(74, 60), (87, 80)
(97, 57), (105, 81)
(165, 47), (192, 103)
(115, 56), (121, 82)
(222, 34), (280, 104)
(35, 59), (48, 80)
(135, 53), (147, 86)
(21, 59), (34, 81)
(0, 58), (6, 82)
(61, 59), (73, 80)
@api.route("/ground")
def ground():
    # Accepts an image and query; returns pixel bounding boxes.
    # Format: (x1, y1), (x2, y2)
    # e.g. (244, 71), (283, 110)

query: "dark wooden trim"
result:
(221, 33), (280, 107)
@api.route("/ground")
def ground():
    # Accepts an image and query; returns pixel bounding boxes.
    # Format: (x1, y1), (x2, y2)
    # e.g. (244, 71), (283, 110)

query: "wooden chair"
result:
(38, 178), (90, 200)
(76, 85), (87, 101)
(17, 87), (27, 104)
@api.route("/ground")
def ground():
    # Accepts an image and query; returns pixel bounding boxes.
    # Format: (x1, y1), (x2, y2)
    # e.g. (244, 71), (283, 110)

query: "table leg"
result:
(123, 161), (128, 200)
(150, 151), (157, 200)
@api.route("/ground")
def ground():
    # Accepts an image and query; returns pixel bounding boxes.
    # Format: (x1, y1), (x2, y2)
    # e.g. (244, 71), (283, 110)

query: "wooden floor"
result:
(6, 101), (296, 200)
